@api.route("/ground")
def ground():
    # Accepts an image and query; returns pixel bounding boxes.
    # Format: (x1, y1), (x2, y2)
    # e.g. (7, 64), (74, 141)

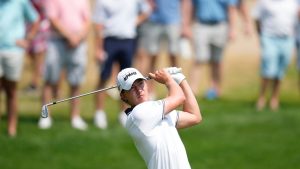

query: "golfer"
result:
(117, 67), (202, 169)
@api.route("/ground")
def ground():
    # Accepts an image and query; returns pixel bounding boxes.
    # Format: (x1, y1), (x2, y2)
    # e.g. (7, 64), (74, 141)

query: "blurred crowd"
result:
(0, 0), (299, 137)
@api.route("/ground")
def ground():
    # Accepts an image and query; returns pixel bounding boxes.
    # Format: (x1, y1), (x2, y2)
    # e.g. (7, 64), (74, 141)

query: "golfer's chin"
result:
(136, 95), (148, 104)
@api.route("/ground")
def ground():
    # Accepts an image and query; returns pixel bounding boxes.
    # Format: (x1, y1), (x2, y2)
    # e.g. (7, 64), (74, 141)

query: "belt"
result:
(199, 20), (223, 25)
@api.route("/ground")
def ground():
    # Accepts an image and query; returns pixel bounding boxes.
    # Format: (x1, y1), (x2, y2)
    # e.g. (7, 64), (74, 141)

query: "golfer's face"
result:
(128, 79), (148, 105)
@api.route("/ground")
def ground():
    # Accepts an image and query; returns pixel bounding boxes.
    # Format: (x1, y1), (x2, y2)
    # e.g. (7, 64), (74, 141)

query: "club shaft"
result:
(45, 67), (182, 107)
(47, 85), (117, 106)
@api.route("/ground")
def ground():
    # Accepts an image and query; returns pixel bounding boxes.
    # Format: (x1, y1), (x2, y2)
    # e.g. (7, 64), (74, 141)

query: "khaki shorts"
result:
(44, 38), (87, 86)
(193, 22), (228, 63)
(0, 51), (24, 81)
(138, 21), (180, 56)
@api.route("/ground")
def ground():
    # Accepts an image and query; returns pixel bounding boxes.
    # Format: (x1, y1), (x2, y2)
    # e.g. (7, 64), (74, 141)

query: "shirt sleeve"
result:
(165, 110), (179, 127)
(131, 100), (165, 132)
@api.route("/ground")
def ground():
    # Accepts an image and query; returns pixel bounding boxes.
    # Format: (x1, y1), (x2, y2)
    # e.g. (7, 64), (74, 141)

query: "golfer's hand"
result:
(166, 67), (186, 84)
(149, 69), (174, 85)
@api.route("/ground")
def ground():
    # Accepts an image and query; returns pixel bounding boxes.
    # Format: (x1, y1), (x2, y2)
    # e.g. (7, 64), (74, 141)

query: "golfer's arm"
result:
(176, 80), (202, 129)
(163, 79), (185, 115)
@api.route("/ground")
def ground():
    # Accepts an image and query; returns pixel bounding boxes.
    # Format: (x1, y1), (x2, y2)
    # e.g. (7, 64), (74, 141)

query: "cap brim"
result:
(121, 77), (146, 91)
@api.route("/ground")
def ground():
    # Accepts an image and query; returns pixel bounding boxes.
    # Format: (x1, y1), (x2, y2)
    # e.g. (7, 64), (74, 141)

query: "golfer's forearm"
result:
(164, 79), (185, 114)
(180, 81), (202, 123)
(167, 79), (184, 100)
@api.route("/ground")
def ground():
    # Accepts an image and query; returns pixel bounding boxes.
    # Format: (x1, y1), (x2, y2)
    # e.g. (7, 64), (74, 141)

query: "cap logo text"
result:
(124, 72), (137, 81)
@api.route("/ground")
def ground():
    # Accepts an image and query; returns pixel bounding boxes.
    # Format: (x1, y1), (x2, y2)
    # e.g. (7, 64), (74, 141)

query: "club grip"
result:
(168, 67), (182, 74)
(145, 67), (182, 80)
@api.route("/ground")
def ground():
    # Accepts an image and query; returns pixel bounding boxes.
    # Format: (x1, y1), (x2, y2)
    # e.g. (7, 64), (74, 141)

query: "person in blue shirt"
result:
(188, 0), (238, 100)
(136, 0), (192, 99)
(0, 0), (39, 137)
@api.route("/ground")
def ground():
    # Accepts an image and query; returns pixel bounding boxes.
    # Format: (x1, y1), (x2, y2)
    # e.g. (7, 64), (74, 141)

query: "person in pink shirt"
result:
(38, 0), (91, 130)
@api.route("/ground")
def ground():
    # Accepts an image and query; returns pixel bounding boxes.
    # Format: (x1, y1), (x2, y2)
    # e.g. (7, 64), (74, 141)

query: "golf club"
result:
(41, 67), (182, 118)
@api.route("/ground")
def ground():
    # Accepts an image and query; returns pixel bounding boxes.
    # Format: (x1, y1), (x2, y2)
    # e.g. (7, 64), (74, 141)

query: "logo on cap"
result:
(124, 72), (137, 81)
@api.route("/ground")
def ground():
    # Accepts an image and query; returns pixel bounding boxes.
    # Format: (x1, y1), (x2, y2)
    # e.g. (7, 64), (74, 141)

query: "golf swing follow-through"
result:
(41, 67), (183, 118)
(41, 66), (202, 169)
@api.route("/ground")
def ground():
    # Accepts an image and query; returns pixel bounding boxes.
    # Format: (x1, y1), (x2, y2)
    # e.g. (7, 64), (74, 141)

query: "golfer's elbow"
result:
(195, 113), (202, 124)
(176, 90), (186, 105)
(192, 110), (202, 125)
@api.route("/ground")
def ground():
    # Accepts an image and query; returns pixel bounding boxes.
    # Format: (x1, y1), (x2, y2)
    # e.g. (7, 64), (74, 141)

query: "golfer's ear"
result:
(120, 92), (128, 103)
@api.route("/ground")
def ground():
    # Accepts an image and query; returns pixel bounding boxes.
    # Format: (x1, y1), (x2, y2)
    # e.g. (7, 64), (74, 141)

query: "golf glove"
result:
(166, 67), (186, 84)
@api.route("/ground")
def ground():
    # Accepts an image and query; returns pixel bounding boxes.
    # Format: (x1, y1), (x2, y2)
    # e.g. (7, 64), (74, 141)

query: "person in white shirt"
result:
(252, 0), (299, 111)
(116, 67), (202, 169)
(92, 0), (151, 129)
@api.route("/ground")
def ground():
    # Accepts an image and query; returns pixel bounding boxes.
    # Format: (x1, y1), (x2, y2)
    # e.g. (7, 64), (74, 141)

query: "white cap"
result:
(117, 68), (146, 92)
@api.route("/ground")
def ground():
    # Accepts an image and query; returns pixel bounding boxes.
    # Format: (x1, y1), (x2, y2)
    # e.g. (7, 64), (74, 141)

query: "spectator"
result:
(189, 0), (238, 100)
(24, 0), (49, 93)
(37, 0), (91, 130)
(92, 0), (151, 129)
(0, 0), (39, 137)
(117, 67), (202, 169)
(253, 0), (299, 111)
(136, 0), (192, 98)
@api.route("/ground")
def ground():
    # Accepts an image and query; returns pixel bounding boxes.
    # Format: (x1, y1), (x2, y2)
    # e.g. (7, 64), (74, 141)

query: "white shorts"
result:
(0, 51), (24, 81)
(44, 38), (87, 86)
(193, 22), (228, 63)
(138, 21), (180, 56)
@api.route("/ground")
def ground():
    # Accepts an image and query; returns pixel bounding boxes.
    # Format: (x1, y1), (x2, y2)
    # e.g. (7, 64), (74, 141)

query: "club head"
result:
(41, 105), (49, 118)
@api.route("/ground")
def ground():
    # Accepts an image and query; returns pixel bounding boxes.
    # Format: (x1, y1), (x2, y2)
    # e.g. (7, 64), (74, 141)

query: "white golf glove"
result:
(166, 67), (186, 84)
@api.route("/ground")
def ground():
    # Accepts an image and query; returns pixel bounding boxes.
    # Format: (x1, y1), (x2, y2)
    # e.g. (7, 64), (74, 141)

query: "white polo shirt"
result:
(92, 0), (150, 39)
(125, 100), (191, 169)
(252, 0), (298, 36)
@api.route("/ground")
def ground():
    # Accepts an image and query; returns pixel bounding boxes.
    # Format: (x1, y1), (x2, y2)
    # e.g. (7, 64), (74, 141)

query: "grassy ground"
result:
(0, 86), (299, 169)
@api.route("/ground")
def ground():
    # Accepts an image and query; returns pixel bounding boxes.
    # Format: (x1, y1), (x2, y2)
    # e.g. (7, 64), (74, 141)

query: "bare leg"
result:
(169, 54), (177, 67)
(0, 78), (3, 124)
(298, 72), (300, 93)
(3, 78), (18, 137)
(134, 48), (149, 75)
(95, 80), (107, 112)
(42, 83), (56, 112)
(70, 85), (80, 119)
(270, 79), (280, 111)
(31, 52), (44, 88)
(211, 61), (222, 96)
(94, 79), (109, 129)
(256, 78), (269, 111)
(147, 54), (157, 98)
(189, 61), (202, 95)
